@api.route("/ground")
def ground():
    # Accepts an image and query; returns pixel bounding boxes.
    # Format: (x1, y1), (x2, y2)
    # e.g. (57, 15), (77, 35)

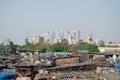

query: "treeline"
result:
(0, 39), (99, 53)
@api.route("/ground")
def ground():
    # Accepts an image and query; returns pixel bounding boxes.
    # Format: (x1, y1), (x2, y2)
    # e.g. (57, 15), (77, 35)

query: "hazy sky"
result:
(0, 0), (120, 43)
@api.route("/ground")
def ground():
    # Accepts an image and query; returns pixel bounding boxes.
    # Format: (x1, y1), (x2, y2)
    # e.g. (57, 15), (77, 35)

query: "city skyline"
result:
(1, 29), (81, 44)
(0, 0), (120, 43)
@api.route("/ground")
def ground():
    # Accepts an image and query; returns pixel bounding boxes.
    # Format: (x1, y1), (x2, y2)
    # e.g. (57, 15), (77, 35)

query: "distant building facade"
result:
(44, 32), (50, 43)
(99, 47), (120, 53)
(43, 29), (81, 44)
(105, 43), (120, 47)
(32, 35), (40, 44)
(39, 37), (44, 43)
(83, 34), (93, 43)
(54, 37), (61, 43)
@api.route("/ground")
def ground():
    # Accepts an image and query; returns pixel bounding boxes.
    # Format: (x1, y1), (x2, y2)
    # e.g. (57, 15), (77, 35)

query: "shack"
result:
(54, 56), (81, 66)
(88, 52), (106, 61)
(0, 54), (16, 64)
(14, 60), (40, 80)
(34, 61), (96, 80)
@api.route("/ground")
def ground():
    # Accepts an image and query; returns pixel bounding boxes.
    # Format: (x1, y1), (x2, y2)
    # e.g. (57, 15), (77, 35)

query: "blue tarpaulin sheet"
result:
(0, 69), (14, 79)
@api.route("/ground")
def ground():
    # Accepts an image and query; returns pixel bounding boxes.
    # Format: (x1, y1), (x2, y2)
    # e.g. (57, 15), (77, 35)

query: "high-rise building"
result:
(83, 34), (93, 43)
(44, 32), (50, 43)
(39, 37), (44, 43)
(54, 37), (61, 43)
(76, 30), (81, 42)
(49, 31), (55, 44)
(32, 35), (40, 44)
(66, 29), (81, 44)
(43, 29), (81, 44)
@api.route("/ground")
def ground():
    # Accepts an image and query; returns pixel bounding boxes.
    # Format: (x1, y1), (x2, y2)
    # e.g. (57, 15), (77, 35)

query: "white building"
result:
(54, 37), (61, 43)
(99, 47), (120, 53)
(44, 32), (50, 43)
(43, 29), (81, 44)
(32, 35), (40, 44)
(83, 34), (93, 43)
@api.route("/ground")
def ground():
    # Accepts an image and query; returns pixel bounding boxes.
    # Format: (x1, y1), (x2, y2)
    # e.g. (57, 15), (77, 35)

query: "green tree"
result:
(40, 43), (51, 52)
(0, 44), (5, 54)
(60, 39), (69, 51)
(40, 48), (47, 53)
(69, 42), (89, 52)
(50, 43), (66, 52)
(61, 39), (69, 46)
(88, 44), (99, 52)
(98, 40), (105, 47)
(25, 38), (29, 44)
(69, 42), (99, 52)
(7, 41), (17, 53)
(22, 40), (51, 52)
(68, 44), (77, 52)
(22, 43), (35, 51)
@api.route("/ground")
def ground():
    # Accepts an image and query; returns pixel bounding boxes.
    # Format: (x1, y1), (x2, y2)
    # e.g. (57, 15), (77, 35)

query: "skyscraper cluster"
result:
(32, 29), (81, 44)
(43, 29), (81, 44)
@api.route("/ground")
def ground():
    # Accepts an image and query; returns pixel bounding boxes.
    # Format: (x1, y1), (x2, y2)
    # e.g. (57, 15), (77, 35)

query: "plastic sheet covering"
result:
(56, 52), (68, 57)
(0, 69), (14, 79)
(39, 53), (55, 59)
(114, 64), (119, 70)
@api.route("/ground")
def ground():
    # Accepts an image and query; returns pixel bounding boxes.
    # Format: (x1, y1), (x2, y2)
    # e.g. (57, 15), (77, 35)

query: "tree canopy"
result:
(0, 39), (99, 53)
(69, 42), (99, 52)
(50, 43), (67, 52)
